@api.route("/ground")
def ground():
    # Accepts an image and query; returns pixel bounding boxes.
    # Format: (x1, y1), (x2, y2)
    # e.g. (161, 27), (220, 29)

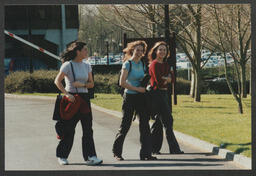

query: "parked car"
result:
(212, 77), (226, 82)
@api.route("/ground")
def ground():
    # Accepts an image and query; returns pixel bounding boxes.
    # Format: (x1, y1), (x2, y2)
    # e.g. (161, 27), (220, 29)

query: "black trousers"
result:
(151, 116), (163, 153)
(112, 93), (152, 157)
(151, 90), (181, 153)
(150, 87), (172, 153)
(56, 93), (96, 160)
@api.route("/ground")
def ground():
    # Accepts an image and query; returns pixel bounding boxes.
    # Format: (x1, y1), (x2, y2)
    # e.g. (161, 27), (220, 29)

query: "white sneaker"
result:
(58, 157), (69, 165)
(87, 156), (103, 165)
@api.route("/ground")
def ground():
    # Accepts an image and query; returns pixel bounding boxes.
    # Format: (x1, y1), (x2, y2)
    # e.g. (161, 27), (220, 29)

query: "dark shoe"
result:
(114, 154), (124, 161)
(170, 150), (184, 154)
(152, 151), (161, 155)
(140, 155), (158, 161)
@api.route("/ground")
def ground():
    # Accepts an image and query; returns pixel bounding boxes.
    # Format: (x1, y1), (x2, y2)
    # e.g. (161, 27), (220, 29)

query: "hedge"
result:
(4, 70), (249, 95)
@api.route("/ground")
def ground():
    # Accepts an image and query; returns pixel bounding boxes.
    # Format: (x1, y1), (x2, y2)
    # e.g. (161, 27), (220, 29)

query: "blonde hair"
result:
(122, 40), (147, 62)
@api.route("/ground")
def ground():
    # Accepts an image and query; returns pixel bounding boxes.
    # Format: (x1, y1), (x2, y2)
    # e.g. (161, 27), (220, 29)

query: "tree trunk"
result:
(190, 69), (195, 98)
(223, 58), (243, 114)
(241, 63), (247, 98)
(194, 69), (201, 102)
(238, 98), (243, 114)
(250, 67), (251, 96)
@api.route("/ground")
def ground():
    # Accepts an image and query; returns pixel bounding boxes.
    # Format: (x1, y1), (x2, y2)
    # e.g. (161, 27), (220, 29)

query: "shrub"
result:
(5, 70), (59, 93)
(5, 71), (34, 93)
(175, 78), (190, 95)
(94, 73), (120, 94)
(4, 70), (250, 95)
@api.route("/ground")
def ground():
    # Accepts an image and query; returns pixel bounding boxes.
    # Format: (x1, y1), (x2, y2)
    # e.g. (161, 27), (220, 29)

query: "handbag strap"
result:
(70, 62), (78, 93)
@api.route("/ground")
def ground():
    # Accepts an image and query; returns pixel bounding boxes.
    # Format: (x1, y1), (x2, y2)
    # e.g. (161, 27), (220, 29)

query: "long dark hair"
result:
(148, 41), (170, 63)
(122, 40), (147, 62)
(60, 41), (87, 63)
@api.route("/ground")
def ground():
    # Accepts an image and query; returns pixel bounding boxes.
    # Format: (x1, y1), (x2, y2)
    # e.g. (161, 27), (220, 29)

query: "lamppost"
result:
(111, 39), (116, 54)
(88, 38), (92, 56)
(119, 42), (122, 53)
(105, 39), (109, 65)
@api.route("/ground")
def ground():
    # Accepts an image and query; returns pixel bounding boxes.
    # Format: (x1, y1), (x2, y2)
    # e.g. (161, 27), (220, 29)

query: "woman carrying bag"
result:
(112, 40), (157, 161)
(148, 41), (184, 155)
(54, 41), (102, 165)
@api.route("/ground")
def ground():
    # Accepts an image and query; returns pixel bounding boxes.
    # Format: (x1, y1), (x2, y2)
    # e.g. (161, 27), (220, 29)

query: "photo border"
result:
(0, 0), (255, 176)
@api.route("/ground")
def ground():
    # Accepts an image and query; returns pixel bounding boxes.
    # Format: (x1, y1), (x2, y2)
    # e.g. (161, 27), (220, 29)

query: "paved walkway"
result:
(5, 97), (245, 170)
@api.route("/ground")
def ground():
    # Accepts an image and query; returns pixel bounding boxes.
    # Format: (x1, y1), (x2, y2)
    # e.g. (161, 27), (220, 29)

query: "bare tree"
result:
(96, 4), (221, 102)
(171, 4), (220, 102)
(207, 4), (251, 114)
(207, 4), (251, 99)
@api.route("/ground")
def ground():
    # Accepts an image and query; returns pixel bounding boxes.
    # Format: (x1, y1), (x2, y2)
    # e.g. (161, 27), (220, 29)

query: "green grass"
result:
(14, 92), (58, 97)
(12, 93), (251, 158)
(91, 93), (251, 158)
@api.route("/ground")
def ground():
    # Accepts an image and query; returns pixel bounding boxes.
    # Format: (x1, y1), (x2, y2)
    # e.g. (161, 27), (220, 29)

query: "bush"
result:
(5, 70), (59, 93)
(94, 73), (120, 94)
(4, 70), (250, 95)
(5, 71), (34, 93)
(175, 78), (190, 95)
(177, 66), (234, 80)
(4, 70), (121, 94)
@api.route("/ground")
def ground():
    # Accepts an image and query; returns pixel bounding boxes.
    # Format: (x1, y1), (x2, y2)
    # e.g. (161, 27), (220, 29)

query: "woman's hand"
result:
(65, 93), (75, 103)
(162, 76), (172, 83)
(72, 81), (84, 88)
(136, 87), (146, 93)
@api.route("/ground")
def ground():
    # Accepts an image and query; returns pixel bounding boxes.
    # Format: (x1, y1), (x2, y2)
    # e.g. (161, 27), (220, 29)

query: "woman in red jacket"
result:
(148, 41), (183, 154)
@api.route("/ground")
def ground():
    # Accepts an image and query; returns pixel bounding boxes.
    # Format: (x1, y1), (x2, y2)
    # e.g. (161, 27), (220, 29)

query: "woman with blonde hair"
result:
(148, 41), (183, 155)
(112, 40), (157, 161)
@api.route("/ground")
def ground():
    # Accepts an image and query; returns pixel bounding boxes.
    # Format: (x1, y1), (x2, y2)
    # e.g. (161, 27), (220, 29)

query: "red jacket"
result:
(60, 94), (90, 120)
(149, 60), (174, 90)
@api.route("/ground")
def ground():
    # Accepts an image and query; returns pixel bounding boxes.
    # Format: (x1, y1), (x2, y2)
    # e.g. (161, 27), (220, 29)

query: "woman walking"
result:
(112, 40), (157, 161)
(148, 41), (184, 154)
(54, 41), (103, 165)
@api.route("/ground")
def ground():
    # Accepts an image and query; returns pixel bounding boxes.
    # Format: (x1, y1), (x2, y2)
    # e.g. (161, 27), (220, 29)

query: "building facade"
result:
(5, 5), (79, 74)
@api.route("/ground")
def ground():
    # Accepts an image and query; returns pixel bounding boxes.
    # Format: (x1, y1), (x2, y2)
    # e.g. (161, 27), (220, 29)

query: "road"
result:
(5, 97), (245, 170)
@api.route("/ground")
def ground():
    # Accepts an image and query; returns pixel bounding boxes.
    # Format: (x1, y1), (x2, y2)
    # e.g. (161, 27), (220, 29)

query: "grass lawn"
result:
(91, 93), (251, 158)
(11, 93), (251, 158)
(14, 93), (58, 97)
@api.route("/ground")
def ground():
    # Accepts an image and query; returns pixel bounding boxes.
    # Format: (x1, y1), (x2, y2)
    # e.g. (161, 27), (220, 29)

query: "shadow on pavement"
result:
(219, 142), (251, 154)
(100, 163), (223, 168)
(156, 158), (228, 162)
(69, 161), (224, 167)
(159, 152), (215, 156)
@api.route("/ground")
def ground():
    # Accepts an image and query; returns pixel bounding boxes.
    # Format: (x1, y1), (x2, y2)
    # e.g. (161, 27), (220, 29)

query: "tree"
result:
(78, 5), (129, 56)
(207, 4), (251, 114)
(171, 4), (221, 102)
(206, 4), (251, 98)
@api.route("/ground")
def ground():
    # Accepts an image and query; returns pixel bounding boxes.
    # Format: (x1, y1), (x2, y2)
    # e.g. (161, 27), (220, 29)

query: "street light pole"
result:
(119, 42), (122, 53)
(106, 41), (109, 65)
(88, 38), (92, 56)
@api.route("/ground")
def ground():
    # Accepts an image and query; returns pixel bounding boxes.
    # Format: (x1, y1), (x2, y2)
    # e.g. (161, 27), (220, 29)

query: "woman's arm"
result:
(54, 71), (75, 102)
(120, 68), (145, 93)
(85, 72), (94, 88)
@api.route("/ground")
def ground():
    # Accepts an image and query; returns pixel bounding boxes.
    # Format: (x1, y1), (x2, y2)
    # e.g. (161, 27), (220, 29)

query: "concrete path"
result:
(5, 97), (245, 170)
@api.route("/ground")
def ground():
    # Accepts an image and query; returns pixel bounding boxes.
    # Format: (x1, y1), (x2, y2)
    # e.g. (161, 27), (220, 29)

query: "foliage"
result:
(5, 70), (249, 95)
(4, 70), (59, 93)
